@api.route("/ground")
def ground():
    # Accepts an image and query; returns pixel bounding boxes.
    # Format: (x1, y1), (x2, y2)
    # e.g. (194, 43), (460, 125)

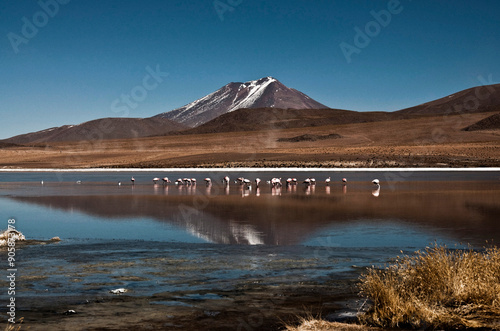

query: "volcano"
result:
(154, 76), (328, 127)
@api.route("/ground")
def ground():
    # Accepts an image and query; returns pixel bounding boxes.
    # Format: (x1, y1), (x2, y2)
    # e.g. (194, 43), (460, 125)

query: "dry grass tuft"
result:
(359, 244), (500, 329)
(285, 320), (372, 331)
(284, 311), (381, 331)
(4, 317), (25, 331)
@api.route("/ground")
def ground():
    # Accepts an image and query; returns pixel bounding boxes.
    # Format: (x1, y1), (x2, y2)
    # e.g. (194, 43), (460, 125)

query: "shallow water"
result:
(1, 170), (500, 328)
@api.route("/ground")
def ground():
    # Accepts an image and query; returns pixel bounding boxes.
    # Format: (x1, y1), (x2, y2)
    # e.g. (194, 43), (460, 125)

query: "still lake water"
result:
(1, 170), (500, 327)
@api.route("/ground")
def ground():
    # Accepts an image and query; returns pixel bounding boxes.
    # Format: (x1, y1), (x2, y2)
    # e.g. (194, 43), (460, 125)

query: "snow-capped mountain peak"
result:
(154, 77), (327, 127)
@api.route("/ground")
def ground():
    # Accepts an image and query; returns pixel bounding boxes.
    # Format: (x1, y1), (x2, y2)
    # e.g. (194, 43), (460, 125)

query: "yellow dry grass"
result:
(285, 320), (374, 331)
(3, 317), (24, 331)
(359, 245), (500, 329)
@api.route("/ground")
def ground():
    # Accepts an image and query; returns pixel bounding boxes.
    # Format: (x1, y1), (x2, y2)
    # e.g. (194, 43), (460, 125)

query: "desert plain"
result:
(1, 111), (499, 169)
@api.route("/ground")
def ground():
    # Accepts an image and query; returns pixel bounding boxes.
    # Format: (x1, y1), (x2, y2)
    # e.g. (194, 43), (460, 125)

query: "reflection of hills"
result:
(10, 182), (500, 246)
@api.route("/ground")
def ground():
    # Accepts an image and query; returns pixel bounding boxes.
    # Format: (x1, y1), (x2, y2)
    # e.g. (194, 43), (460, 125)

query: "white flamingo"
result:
(325, 177), (331, 185)
(255, 178), (261, 188)
(372, 179), (380, 197)
(243, 178), (251, 188)
(271, 178), (282, 187)
(153, 177), (160, 184)
(223, 176), (230, 185)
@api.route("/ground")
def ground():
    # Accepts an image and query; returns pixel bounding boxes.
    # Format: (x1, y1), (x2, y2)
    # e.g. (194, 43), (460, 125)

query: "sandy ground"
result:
(0, 112), (499, 169)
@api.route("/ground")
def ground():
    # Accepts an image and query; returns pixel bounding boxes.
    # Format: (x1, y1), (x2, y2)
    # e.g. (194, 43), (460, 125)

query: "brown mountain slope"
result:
(181, 108), (409, 134)
(462, 113), (500, 131)
(0, 141), (18, 148)
(397, 84), (500, 115)
(4, 117), (186, 144)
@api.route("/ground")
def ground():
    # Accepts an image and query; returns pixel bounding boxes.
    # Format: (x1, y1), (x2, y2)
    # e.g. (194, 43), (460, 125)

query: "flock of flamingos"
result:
(133, 176), (380, 187)
(123, 176), (382, 196)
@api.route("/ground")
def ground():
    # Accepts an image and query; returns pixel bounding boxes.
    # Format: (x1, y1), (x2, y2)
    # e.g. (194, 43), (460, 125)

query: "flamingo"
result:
(303, 178), (311, 185)
(325, 177), (331, 185)
(191, 178), (196, 185)
(153, 177), (160, 184)
(271, 178), (282, 187)
(162, 177), (171, 184)
(131, 177), (135, 185)
(286, 178), (292, 186)
(175, 178), (183, 185)
(310, 178), (316, 185)
(243, 178), (251, 187)
(223, 176), (230, 185)
(204, 178), (212, 186)
(255, 178), (261, 188)
(372, 179), (380, 197)
(292, 178), (298, 185)
(342, 178), (347, 183)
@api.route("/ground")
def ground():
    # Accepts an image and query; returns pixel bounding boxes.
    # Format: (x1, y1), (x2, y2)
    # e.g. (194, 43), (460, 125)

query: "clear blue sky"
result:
(1, 0), (499, 139)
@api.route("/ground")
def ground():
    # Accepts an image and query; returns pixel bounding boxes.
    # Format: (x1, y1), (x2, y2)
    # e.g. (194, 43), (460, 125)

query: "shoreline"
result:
(2, 167), (500, 172)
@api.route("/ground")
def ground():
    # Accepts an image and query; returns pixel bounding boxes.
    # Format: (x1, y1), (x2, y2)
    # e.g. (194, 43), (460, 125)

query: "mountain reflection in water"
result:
(7, 178), (500, 246)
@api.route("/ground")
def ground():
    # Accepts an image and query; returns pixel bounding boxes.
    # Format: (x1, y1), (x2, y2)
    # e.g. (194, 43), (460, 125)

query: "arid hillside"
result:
(4, 117), (185, 145)
(397, 84), (500, 115)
